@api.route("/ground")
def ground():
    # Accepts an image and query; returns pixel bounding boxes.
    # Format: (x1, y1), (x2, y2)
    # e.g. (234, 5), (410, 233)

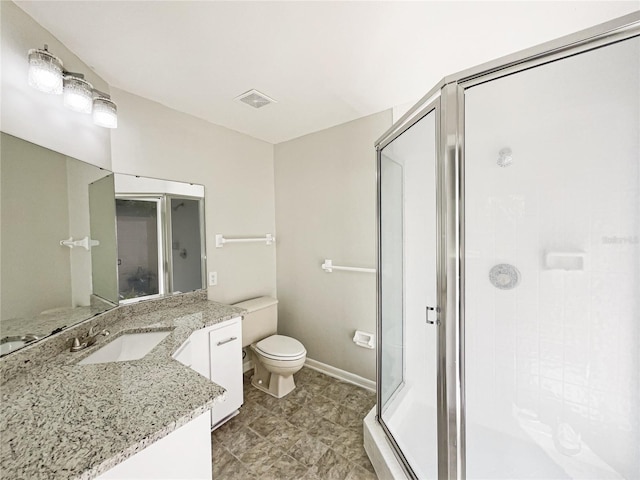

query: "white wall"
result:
(110, 89), (276, 304)
(0, 1), (111, 169)
(274, 111), (392, 381)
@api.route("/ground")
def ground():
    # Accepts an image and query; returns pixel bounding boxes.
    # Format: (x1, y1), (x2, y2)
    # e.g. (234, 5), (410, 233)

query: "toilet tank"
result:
(233, 297), (278, 348)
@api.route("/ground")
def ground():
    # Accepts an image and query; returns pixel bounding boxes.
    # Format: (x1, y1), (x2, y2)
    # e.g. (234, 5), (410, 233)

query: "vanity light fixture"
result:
(27, 45), (117, 128)
(92, 92), (118, 129)
(28, 45), (63, 94)
(63, 73), (93, 113)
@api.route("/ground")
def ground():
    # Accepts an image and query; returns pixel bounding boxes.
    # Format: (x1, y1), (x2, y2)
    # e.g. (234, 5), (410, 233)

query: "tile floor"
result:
(211, 367), (378, 479)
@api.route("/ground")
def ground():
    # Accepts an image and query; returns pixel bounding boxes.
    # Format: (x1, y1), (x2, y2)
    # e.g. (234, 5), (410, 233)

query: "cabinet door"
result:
(98, 412), (212, 479)
(209, 319), (243, 427)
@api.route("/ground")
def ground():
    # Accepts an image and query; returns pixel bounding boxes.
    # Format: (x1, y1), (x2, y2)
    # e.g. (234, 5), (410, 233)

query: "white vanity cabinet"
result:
(97, 412), (212, 480)
(98, 318), (242, 479)
(173, 316), (243, 429)
(208, 317), (243, 427)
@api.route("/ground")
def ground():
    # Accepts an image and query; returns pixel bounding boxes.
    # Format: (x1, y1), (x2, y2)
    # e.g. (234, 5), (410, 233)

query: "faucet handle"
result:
(70, 337), (85, 352)
(88, 327), (109, 338)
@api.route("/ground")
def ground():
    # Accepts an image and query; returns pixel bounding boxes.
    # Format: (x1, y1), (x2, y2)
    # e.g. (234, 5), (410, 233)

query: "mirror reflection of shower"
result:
(169, 198), (202, 293)
(113, 173), (205, 303)
(116, 198), (161, 301)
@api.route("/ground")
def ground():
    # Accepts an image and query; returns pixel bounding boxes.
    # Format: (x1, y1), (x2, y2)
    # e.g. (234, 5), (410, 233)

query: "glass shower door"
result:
(463, 35), (640, 479)
(379, 105), (439, 479)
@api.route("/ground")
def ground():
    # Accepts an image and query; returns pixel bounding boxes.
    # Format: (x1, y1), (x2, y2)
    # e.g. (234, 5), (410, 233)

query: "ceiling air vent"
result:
(234, 89), (277, 109)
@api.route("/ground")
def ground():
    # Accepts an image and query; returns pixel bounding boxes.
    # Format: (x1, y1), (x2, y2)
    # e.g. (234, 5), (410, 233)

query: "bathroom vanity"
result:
(0, 133), (246, 479)
(0, 296), (246, 479)
(97, 411), (212, 480)
(173, 316), (244, 428)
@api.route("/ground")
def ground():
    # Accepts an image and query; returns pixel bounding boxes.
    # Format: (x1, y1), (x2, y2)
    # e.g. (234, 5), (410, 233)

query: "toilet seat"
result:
(255, 335), (306, 361)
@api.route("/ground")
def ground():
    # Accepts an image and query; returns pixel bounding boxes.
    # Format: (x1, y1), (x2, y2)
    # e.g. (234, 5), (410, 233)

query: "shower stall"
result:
(372, 13), (640, 480)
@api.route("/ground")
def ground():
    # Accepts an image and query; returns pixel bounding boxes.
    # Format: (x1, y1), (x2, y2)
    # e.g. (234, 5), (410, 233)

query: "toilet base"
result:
(251, 357), (297, 398)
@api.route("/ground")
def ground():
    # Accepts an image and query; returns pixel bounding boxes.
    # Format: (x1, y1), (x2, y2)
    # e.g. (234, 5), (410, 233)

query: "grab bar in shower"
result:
(60, 236), (100, 251)
(215, 234), (275, 248)
(321, 259), (376, 274)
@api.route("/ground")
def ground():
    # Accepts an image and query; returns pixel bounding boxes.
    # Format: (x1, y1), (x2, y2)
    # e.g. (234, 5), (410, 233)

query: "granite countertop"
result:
(0, 300), (245, 480)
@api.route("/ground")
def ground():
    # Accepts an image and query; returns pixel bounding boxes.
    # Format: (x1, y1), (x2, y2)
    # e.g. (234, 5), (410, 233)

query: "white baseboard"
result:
(243, 359), (254, 373)
(245, 355), (376, 392)
(304, 358), (376, 392)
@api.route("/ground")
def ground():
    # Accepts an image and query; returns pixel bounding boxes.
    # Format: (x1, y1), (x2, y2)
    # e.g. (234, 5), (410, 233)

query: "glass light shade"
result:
(63, 76), (93, 113)
(92, 97), (118, 128)
(28, 48), (63, 94)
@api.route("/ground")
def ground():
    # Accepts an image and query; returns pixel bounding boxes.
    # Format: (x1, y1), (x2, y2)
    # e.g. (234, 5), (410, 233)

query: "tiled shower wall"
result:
(464, 37), (639, 478)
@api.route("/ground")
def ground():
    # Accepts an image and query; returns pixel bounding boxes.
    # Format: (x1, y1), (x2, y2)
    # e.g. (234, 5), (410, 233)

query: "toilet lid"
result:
(255, 335), (306, 359)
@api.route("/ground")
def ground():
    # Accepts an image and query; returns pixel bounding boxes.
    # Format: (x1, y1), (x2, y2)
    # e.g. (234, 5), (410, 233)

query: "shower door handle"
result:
(426, 306), (440, 325)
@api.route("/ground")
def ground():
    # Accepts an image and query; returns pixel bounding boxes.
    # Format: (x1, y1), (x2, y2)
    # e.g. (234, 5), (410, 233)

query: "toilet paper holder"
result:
(353, 330), (375, 349)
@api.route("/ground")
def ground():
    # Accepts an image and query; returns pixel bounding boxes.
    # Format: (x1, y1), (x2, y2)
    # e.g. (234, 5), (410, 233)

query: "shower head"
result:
(172, 202), (185, 211)
(497, 148), (513, 167)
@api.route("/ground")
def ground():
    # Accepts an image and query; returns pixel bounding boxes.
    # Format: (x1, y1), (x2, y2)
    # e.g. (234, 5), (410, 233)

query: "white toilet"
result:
(233, 297), (306, 398)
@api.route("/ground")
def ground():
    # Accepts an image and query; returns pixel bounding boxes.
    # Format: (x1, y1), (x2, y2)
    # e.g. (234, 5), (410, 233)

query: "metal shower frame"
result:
(375, 11), (640, 480)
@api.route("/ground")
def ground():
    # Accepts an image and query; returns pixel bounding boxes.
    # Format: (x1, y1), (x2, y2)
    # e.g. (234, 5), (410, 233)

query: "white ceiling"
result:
(15, 1), (639, 144)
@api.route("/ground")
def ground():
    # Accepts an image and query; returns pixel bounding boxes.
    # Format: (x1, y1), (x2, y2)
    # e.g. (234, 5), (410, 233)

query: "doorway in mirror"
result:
(116, 198), (162, 301)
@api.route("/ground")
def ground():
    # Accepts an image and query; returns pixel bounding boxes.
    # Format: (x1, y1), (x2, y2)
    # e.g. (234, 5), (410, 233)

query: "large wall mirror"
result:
(1, 133), (118, 356)
(0, 134), (206, 357)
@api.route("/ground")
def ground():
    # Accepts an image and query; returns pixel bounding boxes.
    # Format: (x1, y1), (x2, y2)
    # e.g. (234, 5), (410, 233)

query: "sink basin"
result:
(0, 334), (40, 357)
(0, 339), (26, 357)
(78, 331), (171, 365)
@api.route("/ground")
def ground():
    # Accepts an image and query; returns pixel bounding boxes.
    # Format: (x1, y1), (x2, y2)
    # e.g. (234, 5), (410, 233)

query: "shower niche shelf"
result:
(544, 251), (586, 271)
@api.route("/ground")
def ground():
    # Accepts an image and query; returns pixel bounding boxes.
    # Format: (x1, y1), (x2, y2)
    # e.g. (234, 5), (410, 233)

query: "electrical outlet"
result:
(208, 271), (218, 286)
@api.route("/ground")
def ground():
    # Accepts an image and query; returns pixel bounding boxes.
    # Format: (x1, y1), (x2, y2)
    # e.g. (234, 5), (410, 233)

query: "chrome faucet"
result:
(70, 327), (110, 352)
